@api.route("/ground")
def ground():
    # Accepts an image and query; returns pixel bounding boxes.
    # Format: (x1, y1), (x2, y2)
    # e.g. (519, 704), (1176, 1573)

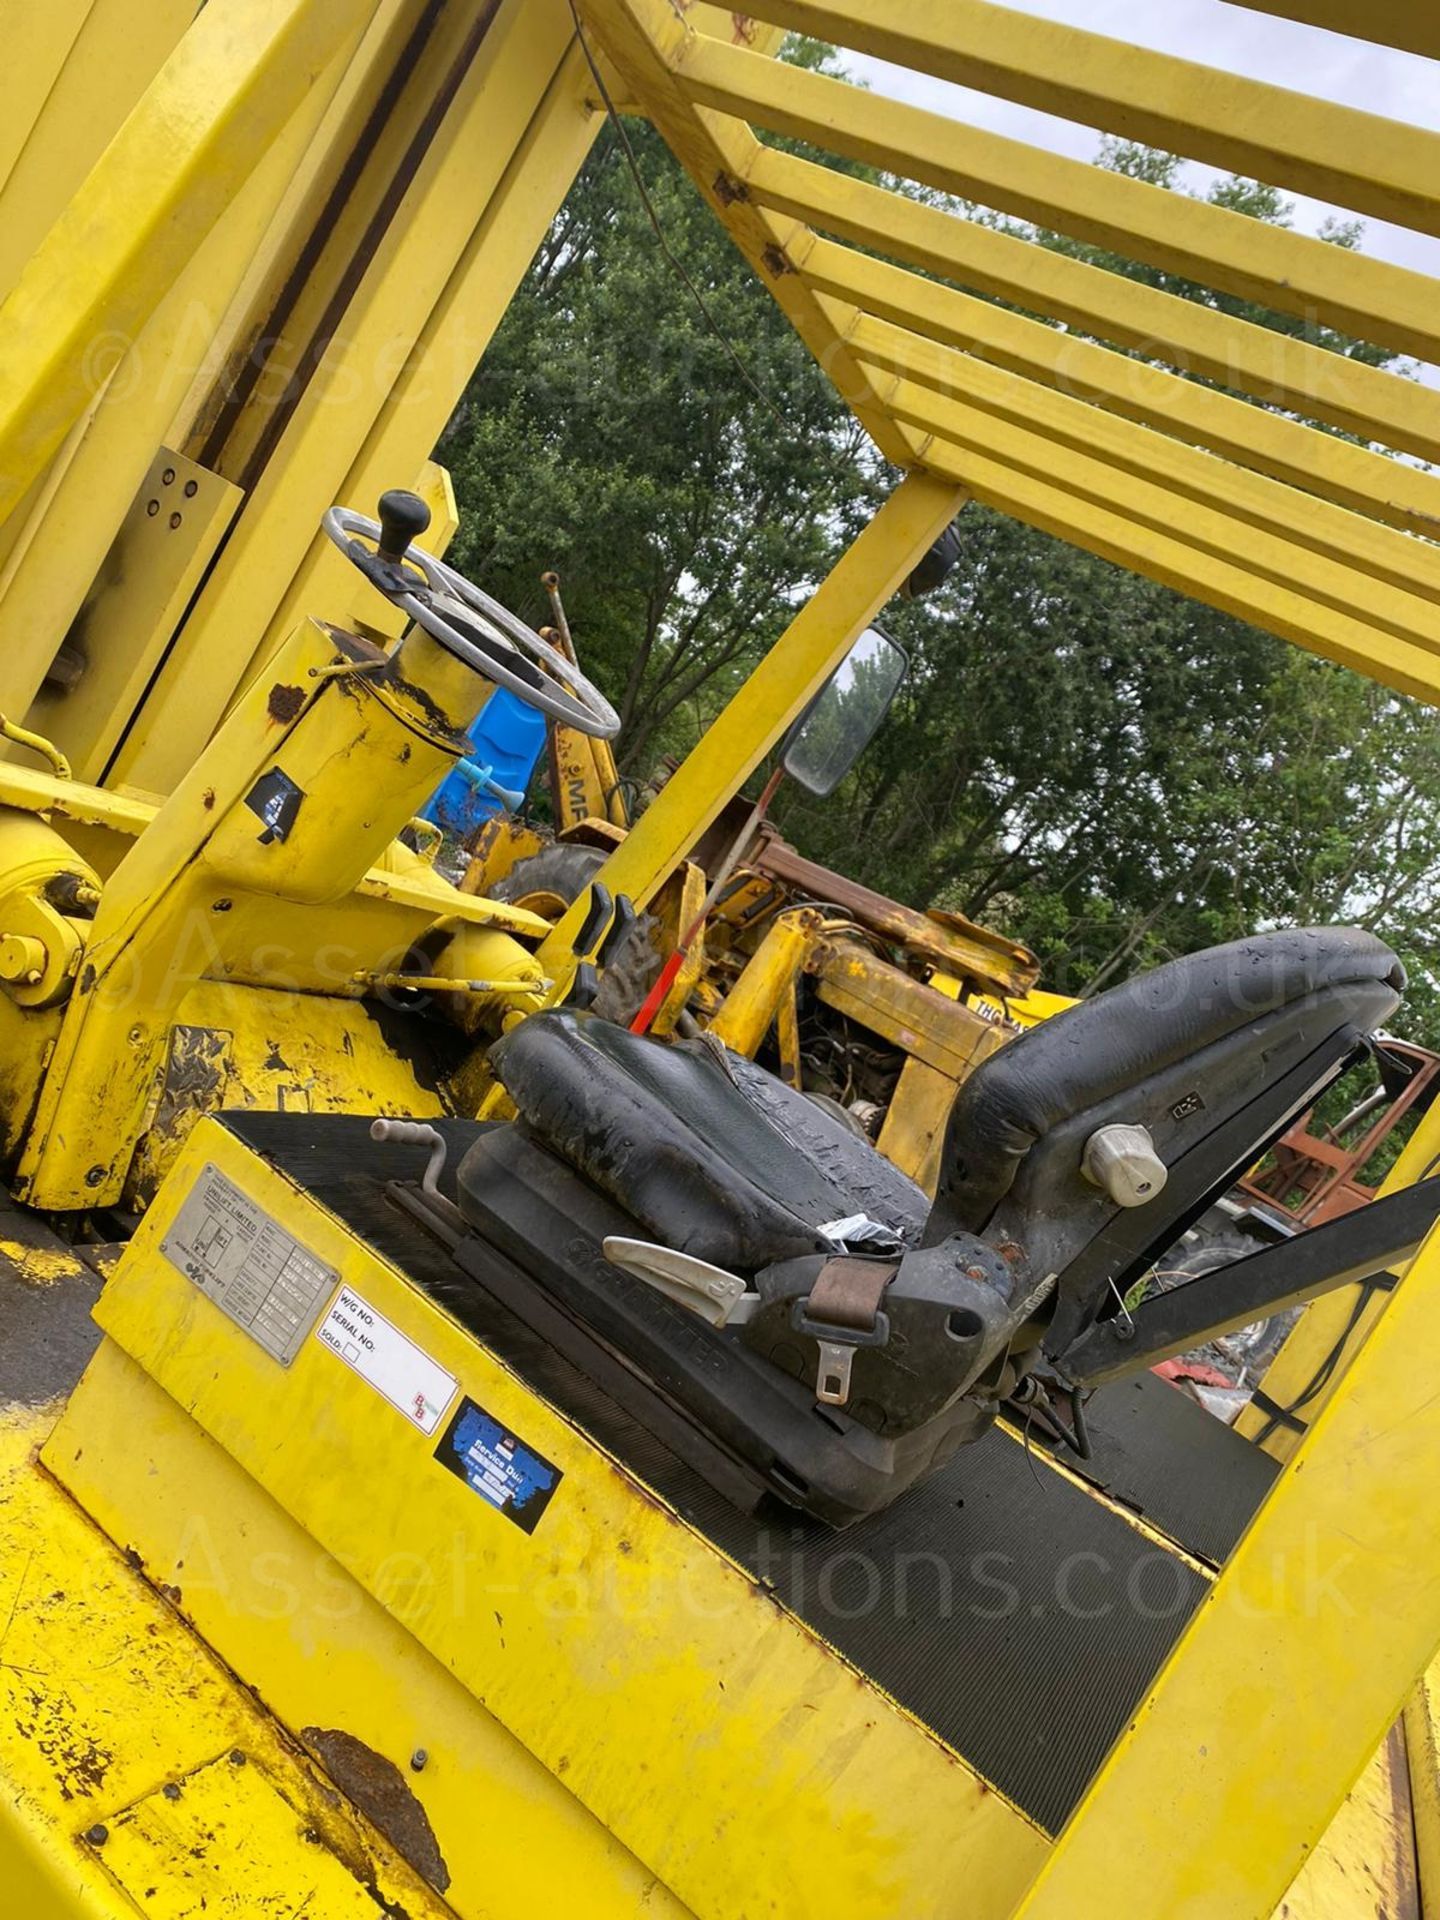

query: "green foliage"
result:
(1036, 136), (1402, 379)
(438, 80), (1440, 1041)
(437, 43), (882, 775)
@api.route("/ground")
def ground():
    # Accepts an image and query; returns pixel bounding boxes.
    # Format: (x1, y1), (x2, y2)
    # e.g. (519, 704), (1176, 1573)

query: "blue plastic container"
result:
(421, 686), (548, 838)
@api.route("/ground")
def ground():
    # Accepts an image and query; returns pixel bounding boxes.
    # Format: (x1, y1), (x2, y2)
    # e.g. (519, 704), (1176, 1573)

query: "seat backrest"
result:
(925, 927), (1404, 1353)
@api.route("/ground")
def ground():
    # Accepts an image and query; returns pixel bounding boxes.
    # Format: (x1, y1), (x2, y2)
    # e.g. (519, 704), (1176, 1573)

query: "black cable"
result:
(1250, 1269), (1395, 1445)
(1010, 1378), (1090, 1462)
(564, 0), (787, 426)
(1019, 1403), (1045, 1491)
(1250, 1165), (1440, 1445)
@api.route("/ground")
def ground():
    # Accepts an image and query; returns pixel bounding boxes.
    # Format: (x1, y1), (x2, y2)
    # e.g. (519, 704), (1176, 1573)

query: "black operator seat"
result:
(473, 1007), (928, 1271)
(473, 929), (1401, 1296)
(454, 926), (1403, 1524)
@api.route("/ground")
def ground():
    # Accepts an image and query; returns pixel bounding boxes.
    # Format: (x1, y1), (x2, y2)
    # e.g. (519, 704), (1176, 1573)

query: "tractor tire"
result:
(1154, 1228), (1297, 1382)
(493, 843), (661, 1025)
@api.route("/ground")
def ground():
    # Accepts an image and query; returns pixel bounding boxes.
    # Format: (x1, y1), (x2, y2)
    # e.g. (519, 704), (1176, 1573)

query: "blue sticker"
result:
(434, 1397), (561, 1534)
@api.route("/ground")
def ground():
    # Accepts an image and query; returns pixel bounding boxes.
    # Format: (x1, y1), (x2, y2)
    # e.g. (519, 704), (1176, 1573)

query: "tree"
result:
(438, 80), (1440, 1037)
(438, 39), (881, 775)
(781, 139), (1440, 1009)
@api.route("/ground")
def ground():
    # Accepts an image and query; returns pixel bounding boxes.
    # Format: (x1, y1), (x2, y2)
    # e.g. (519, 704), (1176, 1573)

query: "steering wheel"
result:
(323, 490), (620, 739)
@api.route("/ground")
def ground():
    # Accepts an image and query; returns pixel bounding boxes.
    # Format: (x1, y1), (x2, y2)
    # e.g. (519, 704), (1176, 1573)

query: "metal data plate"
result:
(161, 1162), (337, 1364)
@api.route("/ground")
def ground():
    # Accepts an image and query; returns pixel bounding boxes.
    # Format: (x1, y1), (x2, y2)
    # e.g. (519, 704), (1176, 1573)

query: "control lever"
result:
(561, 962), (600, 1011)
(597, 895), (637, 964)
(556, 882), (637, 1013)
(370, 1117), (447, 1194)
(376, 488), (431, 565)
(573, 883), (614, 958)
(602, 1238), (758, 1329)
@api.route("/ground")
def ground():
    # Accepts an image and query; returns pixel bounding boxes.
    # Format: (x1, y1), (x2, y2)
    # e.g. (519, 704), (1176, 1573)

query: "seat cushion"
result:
(931, 926), (1404, 1236)
(479, 1009), (926, 1272)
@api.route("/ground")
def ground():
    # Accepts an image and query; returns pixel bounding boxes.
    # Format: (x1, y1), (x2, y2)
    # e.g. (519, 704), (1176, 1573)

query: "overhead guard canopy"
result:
(576, 0), (1440, 703)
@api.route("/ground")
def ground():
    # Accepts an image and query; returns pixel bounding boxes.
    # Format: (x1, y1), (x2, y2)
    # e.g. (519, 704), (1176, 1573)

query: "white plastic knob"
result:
(1081, 1123), (1168, 1208)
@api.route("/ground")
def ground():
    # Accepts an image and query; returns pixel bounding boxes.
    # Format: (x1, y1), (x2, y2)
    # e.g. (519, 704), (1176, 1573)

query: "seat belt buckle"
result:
(794, 1254), (899, 1407)
(814, 1338), (858, 1406)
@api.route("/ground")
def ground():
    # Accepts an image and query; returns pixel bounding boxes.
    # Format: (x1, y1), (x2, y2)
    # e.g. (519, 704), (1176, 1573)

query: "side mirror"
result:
(782, 627), (908, 798)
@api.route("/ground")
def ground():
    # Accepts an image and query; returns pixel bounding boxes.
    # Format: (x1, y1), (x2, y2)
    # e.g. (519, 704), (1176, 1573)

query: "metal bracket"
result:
(1060, 1176), (1440, 1387)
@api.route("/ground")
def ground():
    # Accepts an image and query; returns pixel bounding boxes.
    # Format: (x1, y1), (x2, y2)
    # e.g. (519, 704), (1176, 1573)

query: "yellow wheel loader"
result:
(461, 592), (1043, 1191)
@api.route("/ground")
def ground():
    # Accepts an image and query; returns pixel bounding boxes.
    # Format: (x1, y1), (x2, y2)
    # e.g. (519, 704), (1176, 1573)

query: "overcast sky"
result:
(846, 0), (1439, 371)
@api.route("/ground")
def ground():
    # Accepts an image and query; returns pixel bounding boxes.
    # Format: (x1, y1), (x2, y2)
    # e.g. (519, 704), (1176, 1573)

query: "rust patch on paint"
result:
(266, 683), (305, 725)
(303, 1727), (450, 1894)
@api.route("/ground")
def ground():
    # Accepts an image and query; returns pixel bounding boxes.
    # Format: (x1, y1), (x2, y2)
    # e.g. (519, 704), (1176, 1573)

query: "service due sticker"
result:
(315, 1286), (457, 1436)
(434, 1397), (561, 1534)
(161, 1162), (338, 1365)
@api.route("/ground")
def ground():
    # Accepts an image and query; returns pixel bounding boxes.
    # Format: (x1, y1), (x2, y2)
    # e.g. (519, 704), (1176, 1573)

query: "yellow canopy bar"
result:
(671, 37), (1440, 363)
(802, 235), (1440, 546)
(584, 0), (1440, 709)
(750, 0), (1440, 237)
(746, 149), (1440, 468)
(913, 421), (1440, 706)
(837, 310), (1440, 614)
(1224, 0), (1440, 60)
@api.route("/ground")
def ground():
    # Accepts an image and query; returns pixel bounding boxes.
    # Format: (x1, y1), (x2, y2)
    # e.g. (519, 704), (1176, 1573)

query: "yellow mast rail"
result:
(0, 0), (379, 528)
(568, 0), (918, 471)
(0, 91), (349, 738)
(0, 3), (413, 736)
(832, 309), (1440, 613)
(910, 422), (1440, 706)
(745, 148), (1440, 469)
(109, 0), (603, 793)
(0, 0), (198, 296)
(800, 236), (1440, 545)
(666, 38), (1440, 364)
(248, 32), (613, 700)
(746, 0), (1440, 239)
(1224, 0), (1440, 62)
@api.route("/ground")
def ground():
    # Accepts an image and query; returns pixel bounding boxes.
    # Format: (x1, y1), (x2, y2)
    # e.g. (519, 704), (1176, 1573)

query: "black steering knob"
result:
(376, 489), (431, 564)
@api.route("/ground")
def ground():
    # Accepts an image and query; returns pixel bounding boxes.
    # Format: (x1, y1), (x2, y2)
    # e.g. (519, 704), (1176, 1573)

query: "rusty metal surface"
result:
(751, 827), (1039, 993)
(814, 933), (1010, 1082)
(303, 1726), (451, 1893)
(0, 1395), (455, 1917)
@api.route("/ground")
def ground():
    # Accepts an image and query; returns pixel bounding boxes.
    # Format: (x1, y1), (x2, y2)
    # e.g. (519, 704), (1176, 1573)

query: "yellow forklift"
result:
(1, 3), (1440, 1918)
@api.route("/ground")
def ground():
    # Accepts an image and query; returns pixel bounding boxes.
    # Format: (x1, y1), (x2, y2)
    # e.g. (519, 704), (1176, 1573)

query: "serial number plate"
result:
(161, 1162), (338, 1364)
